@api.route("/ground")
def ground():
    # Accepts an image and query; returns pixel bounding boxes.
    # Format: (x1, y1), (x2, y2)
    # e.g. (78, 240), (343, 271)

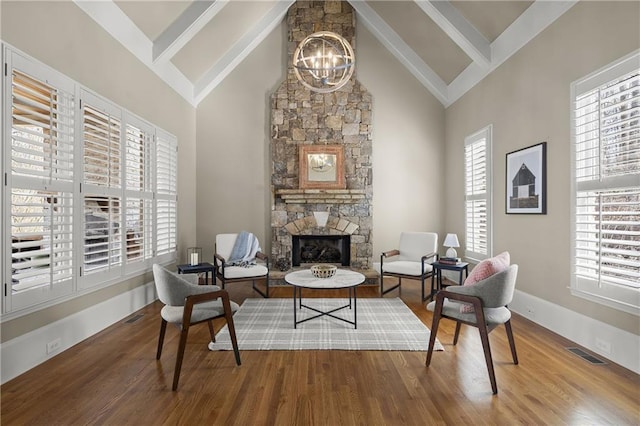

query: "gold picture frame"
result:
(299, 145), (346, 189)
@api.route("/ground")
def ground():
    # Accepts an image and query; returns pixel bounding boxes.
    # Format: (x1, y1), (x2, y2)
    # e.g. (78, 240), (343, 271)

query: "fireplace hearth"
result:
(292, 235), (350, 267)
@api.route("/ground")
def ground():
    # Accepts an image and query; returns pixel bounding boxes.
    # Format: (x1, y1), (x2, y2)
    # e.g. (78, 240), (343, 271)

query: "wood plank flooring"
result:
(1, 279), (638, 425)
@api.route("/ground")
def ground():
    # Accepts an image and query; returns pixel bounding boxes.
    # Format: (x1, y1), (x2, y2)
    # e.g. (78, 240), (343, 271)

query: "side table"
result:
(431, 261), (469, 295)
(177, 262), (216, 285)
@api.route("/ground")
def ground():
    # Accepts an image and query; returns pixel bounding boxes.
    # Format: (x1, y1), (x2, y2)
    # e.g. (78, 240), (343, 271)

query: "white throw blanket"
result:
(227, 231), (260, 267)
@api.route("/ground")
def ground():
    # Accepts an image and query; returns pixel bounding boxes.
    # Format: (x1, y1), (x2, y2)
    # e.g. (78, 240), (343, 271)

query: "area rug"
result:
(209, 298), (444, 351)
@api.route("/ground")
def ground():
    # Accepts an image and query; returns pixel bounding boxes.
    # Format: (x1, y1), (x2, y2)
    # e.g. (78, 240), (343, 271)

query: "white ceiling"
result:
(74, 0), (577, 107)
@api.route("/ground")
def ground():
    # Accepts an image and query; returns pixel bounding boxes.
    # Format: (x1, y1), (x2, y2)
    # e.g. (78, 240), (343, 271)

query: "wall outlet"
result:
(46, 338), (61, 355)
(525, 306), (535, 318)
(595, 338), (611, 355)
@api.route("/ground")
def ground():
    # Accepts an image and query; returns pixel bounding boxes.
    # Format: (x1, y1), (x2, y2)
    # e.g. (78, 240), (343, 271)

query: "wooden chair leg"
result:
(426, 297), (444, 367)
(223, 297), (241, 366)
(475, 312), (497, 394)
(453, 322), (462, 345)
(172, 324), (190, 391)
(207, 320), (216, 343)
(505, 320), (519, 365)
(157, 319), (167, 360)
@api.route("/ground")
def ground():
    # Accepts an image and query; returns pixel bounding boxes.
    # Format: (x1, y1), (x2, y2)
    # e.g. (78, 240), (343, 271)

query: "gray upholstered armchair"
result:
(152, 264), (241, 391)
(425, 264), (519, 394)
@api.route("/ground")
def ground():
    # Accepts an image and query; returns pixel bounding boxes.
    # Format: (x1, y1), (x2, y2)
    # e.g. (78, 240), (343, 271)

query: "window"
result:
(124, 116), (154, 268)
(6, 55), (76, 312)
(80, 93), (123, 286)
(3, 46), (178, 316)
(155, 130), (178, 260)
(464, 125), (492, 262)
(571, 51), (640, 315)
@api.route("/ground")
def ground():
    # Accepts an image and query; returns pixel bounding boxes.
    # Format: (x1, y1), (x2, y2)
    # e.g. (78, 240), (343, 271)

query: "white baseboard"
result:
(511, 289), (639, 374)
(1, 282), (157, 384)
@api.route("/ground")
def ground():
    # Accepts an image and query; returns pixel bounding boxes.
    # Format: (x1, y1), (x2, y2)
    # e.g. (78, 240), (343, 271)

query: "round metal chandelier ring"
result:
(292, 31), (355, 93)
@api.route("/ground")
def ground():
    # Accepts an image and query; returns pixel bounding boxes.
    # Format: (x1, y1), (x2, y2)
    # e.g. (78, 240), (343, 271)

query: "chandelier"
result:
(292, 31), (355, 93)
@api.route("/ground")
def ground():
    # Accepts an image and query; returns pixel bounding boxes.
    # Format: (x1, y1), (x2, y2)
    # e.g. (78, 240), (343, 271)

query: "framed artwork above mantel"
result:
(299, 145), (346, 189)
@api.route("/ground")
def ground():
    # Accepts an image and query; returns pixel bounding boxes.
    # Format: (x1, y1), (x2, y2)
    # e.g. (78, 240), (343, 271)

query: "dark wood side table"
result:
(177, 262), (215, 285)
(431, 261), (469, 293)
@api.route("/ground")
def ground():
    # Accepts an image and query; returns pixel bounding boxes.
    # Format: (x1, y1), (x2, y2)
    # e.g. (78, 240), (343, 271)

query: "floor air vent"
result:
(566, 347), (607, 365)
(125, 314), (144, 324)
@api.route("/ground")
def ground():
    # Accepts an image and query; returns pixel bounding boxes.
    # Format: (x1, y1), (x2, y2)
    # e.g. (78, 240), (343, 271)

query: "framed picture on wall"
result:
(299, 145), (346, 189)
(506, 142), (547, 214)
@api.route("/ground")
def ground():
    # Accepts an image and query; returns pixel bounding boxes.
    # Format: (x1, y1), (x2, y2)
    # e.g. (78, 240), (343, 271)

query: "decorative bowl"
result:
(310, 264), (337, 279)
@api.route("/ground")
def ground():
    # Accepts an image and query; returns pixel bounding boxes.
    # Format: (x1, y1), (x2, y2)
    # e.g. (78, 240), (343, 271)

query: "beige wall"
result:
(1, 1), (197, 340)
(195, 22), (446, 260)
(195, 24), (285, 258)
(444, 1), (640, 334)
(358, 25), (446, 255)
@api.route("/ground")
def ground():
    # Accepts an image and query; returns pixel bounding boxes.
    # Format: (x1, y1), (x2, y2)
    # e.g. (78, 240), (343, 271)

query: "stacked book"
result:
(439, 257), (461, 265)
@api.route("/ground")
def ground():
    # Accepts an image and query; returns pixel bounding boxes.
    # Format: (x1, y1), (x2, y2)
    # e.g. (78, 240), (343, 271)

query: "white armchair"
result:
(373, 232), (438, 301)
(214, 233), (270, 298)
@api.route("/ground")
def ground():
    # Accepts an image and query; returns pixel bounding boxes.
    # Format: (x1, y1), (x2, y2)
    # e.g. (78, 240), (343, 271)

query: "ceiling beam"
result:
(446, 0), (578, 107)
(348, 0), (449, 105)
(193, 0), (294, 105)
(73, 0), (195, 105)
(152, 0), (229, 64)
(414, 0), (491, 68)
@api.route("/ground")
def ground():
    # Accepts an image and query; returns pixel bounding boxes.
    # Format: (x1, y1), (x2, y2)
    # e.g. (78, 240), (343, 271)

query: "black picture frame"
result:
(506, 142), (547, 214)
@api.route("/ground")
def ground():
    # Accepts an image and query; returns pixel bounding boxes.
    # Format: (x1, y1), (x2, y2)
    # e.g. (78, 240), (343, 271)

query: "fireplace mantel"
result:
(275, 189), (366, 204)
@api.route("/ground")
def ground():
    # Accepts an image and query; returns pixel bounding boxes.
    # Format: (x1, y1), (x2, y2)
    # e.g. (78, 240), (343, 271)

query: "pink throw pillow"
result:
(460, 252), (510, 313)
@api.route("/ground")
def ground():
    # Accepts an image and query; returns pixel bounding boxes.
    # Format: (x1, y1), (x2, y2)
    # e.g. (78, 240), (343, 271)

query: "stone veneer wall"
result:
(270, 1), (373, 269)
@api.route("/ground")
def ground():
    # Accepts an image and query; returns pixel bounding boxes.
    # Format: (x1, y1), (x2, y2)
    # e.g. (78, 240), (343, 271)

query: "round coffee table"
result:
(284, 269), (365, 329)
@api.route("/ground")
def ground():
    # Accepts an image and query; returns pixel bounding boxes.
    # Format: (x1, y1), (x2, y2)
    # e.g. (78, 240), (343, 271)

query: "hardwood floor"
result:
(1, 279), (638, 425)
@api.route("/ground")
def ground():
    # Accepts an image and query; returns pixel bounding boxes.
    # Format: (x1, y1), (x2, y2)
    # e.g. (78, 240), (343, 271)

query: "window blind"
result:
(83, 104), (121, 188)
(465, 126), (492, 261)
(124, 119), (154, 265)
(11, 70), (74, 182)
(83, 195), (122, 274)
(9, 65), (75, 302)
(574, 67), (640, 293)
(155, 131), (177, 256)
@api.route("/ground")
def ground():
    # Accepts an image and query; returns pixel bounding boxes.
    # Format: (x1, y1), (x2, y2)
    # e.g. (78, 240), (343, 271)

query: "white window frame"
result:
(464, 125), (493, 262)
(570, 50), (640, 316)
(2, 44), (178, 318)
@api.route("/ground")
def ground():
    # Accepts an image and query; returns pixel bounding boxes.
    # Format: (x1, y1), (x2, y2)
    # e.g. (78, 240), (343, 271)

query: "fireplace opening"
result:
(292, 235), (350, 266)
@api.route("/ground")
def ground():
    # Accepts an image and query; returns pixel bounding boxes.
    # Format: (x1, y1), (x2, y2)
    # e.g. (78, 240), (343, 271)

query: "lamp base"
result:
(446, 247), (458, 259)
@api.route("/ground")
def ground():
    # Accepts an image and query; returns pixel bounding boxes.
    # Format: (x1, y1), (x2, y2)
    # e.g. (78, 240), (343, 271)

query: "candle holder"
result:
(187, 247), (202, 266)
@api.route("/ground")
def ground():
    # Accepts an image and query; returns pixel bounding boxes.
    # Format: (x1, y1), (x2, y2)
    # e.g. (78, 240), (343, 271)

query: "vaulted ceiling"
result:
(73, 0), (577, 107)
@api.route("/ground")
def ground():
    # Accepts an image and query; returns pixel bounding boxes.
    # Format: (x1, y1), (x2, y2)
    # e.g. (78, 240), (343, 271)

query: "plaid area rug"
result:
(209, 298), (444, 351)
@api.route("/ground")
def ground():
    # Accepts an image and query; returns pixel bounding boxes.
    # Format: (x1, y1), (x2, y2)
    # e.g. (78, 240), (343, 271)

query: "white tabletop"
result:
(285, 269), (365, 289)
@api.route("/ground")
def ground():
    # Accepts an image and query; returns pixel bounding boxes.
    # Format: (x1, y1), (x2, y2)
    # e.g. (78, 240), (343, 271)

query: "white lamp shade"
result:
(443, 233), (460, 248)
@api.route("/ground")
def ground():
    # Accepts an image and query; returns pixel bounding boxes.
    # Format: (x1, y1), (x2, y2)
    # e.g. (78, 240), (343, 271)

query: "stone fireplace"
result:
(270, 1), (373, 271)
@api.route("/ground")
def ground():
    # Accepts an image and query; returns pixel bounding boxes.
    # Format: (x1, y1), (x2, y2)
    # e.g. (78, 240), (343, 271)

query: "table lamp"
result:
(443, 233), (460, 258)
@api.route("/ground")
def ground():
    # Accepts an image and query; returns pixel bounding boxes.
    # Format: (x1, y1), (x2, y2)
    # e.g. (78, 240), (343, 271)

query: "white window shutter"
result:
(464, 126), (492, 261)
(571, 51), (640, 315)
